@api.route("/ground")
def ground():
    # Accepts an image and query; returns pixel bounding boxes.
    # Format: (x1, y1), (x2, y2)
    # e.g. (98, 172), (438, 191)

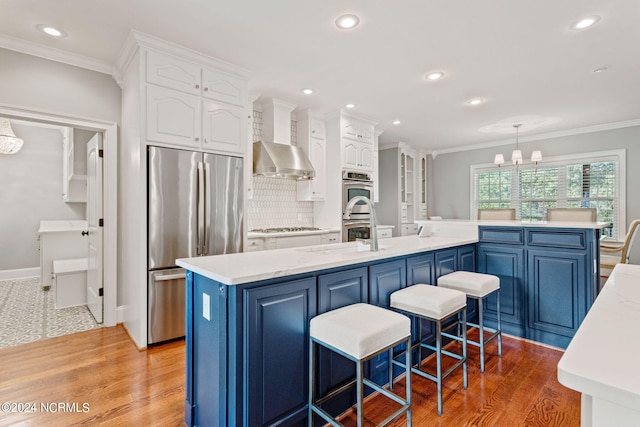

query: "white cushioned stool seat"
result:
(310, 303), (410, 359)
(437, 271), (499, 298)
(390, 284), (466, 320)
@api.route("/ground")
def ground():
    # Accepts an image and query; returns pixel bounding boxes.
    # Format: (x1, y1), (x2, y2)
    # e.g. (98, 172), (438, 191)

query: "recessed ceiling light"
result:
(345, 103), (356, 109)
(335, 14), (360, 30)
(425, 71), (445, 81)
(36, 24), (66, 38)
(571, 15), (601, 30)
(392, 120), (401, 125)
(593, 66), (608, 73)
(467, 98), (485, 106)
(301, 88), (314, 95)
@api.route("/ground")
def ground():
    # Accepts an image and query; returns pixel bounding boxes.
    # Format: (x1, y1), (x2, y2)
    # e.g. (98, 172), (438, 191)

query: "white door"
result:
(86, 134), (103, 323)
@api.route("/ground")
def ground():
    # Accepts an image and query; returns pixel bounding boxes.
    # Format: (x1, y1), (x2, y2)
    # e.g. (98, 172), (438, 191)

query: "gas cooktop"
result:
(250, 227), (321, 233)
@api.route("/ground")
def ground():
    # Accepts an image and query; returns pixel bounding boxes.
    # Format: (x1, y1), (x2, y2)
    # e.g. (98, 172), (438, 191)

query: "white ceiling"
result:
(1, 0), (639, 153)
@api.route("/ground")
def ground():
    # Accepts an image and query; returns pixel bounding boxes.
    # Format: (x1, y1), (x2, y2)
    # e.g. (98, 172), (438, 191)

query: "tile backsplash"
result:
(247, 109), (314, 231)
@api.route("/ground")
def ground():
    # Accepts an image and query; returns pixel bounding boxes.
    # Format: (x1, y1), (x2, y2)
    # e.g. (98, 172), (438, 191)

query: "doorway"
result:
(0, 106), (117, 342)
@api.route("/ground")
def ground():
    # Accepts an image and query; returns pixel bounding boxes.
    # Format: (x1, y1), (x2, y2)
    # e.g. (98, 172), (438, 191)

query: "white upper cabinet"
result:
(146, 85), (201, 148)
(145, 49), (247, 155)
(297, 111), (326, 201)
(201, 68), (247, 107)
(339, 114), (376, 172)
(146, 51), (200, 95)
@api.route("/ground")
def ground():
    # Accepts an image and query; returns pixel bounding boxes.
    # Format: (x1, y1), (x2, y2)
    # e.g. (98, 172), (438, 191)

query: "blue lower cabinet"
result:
(316, 267), (368, 419)
(477, 244), (525, 336)
(187, 274), (229, 427)
(527, 249), (587, 347)
(435, 248), (457, 278)
(244, 277), (317, 426)
(457, 245), (478, 321)
(367, 260), (407, 385)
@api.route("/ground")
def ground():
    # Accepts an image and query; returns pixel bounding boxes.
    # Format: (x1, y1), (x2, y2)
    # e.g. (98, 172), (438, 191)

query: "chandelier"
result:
(0, 118), (24, 154)
(494, 123), (542, 166)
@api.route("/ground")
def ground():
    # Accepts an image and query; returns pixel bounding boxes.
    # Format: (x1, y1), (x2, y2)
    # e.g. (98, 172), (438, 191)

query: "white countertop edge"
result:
(177, 235), (478, 285)
(557, 264), (640, 409)
(38, 220), (88, 233)
(416, 219), (610, 230)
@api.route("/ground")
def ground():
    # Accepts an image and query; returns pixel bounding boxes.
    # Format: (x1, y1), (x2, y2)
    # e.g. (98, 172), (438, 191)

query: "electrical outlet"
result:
(203, 293), (210, 321)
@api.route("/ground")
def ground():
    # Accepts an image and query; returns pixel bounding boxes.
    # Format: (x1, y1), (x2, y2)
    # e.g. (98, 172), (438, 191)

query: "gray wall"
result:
(0, 48), (121, 271)
(0, 124), (85, 270)
(429, 125), (640, 229)
(0, 48), (121, 123)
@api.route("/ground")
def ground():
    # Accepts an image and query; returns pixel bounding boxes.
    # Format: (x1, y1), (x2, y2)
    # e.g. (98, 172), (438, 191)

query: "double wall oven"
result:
(342, 170), (374, 242)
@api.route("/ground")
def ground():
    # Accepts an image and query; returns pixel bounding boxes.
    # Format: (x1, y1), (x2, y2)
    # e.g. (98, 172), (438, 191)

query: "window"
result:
(471, 150), (625, 239)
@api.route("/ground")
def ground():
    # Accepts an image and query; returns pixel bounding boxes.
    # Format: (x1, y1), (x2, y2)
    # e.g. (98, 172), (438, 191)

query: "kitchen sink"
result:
(298, 242), (391, 255)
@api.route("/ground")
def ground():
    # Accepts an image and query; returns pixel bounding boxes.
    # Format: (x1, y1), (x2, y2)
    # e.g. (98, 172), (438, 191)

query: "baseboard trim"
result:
(0, 267), (40, 281)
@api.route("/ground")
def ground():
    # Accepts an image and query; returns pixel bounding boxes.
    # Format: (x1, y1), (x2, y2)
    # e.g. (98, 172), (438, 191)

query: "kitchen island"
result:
(177, 220), (606, 426)
(558, 263), (640, 427)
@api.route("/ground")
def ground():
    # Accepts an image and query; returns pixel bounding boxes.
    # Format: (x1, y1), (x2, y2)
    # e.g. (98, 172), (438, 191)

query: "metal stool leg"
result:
(478, 297), (485, 373)
(435, 319), (443, 416)
(308, 339), (314, 426)
(356, 360), (364, 427)
(497, 289), (502, 356)
(461, 310), (468, 389)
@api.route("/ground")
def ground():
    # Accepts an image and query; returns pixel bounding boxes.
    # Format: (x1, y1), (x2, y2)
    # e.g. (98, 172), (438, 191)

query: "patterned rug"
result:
(0, 276), (99, 349)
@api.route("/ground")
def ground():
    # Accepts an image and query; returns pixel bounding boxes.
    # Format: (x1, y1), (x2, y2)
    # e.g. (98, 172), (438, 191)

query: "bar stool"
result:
(437, 271), (502, 373)
(308, 303), (412, 426)
(390, 284), (468, 416)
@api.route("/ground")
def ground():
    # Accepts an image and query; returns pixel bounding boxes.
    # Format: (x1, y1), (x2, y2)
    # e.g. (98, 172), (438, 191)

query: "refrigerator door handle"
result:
(197, 161), (205, 256)
(204, 161), (212, 255)
(154, 273), (186, 281)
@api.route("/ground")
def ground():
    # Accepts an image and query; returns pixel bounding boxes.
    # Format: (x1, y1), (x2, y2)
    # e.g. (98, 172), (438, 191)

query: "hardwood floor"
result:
(0, 325), (580, 426)
(0, 325), (184, 427)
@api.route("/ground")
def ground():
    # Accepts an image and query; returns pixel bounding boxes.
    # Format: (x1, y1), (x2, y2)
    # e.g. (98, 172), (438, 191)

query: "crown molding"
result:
(0, 34), (114, 76)
(431, 119), (640, 159)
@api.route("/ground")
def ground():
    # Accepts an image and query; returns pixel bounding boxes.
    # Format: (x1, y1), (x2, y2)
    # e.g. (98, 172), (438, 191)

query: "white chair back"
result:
(546, 208), (597, 222)
(477, 209), (516, 220)
(625, 222), (640, 264)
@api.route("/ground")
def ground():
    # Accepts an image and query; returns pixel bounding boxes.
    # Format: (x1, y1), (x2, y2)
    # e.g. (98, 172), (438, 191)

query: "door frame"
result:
(0, 104), (118, 327)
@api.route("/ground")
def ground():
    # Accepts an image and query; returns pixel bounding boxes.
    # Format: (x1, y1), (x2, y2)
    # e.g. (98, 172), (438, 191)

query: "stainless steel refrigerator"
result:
(147, 146), (243, 344)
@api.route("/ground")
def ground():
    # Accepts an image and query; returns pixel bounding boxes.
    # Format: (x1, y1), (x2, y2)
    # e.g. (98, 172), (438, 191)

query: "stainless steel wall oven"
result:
(342, 170), (373, 241)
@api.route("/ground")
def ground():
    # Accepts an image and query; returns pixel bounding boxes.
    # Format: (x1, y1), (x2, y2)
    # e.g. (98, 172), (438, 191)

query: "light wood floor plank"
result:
(0, 325), (579, 426)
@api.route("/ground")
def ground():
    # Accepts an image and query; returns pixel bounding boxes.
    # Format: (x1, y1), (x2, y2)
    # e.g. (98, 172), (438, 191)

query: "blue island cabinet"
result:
(477, 226), (599, 348)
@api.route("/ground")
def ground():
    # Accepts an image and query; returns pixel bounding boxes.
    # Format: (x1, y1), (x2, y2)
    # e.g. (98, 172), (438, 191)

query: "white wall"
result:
(429, 125), (640, 229)
(0, 123), (85, 270)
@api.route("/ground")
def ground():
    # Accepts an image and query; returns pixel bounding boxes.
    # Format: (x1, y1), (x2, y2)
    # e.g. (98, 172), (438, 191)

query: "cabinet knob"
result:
(203, 139), (208, 143)
(195, 84), (200, 89)
(81, 230), (89, 236)
(195, 137), (200, 142)
(204, 87), (209, 92)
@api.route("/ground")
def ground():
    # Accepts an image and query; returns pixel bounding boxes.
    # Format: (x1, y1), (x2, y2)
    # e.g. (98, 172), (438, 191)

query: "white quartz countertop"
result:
(416, 219), (609, 229)
(557, 263), (640, 409)
(38, 220), (88, 233)
(177, 235), (477, 285)
(248, 228), (340, 238)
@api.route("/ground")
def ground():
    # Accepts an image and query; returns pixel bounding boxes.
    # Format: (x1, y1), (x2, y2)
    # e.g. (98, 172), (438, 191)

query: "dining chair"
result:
(477, 209), (516, 220)
(601, 219), (640, 270)
(546, 208), (597, 222)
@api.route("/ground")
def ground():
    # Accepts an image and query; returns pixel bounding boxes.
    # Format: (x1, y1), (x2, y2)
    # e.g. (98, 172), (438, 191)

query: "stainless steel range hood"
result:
(253, 140), (315, 180)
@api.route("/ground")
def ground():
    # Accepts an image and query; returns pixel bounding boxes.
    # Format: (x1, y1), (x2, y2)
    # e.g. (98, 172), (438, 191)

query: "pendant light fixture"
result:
(493, 123), (542, 166)
(0, 118), (24, 155)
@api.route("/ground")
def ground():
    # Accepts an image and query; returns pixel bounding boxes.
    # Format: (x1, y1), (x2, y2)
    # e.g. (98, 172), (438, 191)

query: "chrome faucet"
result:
(343, 196), (379, 251)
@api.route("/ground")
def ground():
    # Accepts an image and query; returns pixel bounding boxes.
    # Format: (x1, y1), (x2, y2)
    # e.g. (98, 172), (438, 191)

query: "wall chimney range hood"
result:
(252, 98), (315, 180)
(253, 140), (315, 180)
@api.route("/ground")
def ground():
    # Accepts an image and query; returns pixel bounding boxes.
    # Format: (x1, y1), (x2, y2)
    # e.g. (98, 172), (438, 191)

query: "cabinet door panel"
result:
(244, 277), (317, 426)
(317, 268), (368, 418)
(147, 85), (200, 148)
(406, 253), (435, 286)
(146, 50), (200, 94)
(360, 143), (373, 170)
(202, 101), (245, 154)
(527, 249), (586, 340)
(201, 68), (247, 106)
(435, 248), (457, 279)
(458, 245), (478, 321)
(478, 244), (525, 333)
(342, 141), (359, 169)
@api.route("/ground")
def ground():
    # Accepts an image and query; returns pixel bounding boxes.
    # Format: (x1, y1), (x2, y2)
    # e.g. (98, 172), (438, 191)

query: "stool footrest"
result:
(363, 378), (407, 407)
